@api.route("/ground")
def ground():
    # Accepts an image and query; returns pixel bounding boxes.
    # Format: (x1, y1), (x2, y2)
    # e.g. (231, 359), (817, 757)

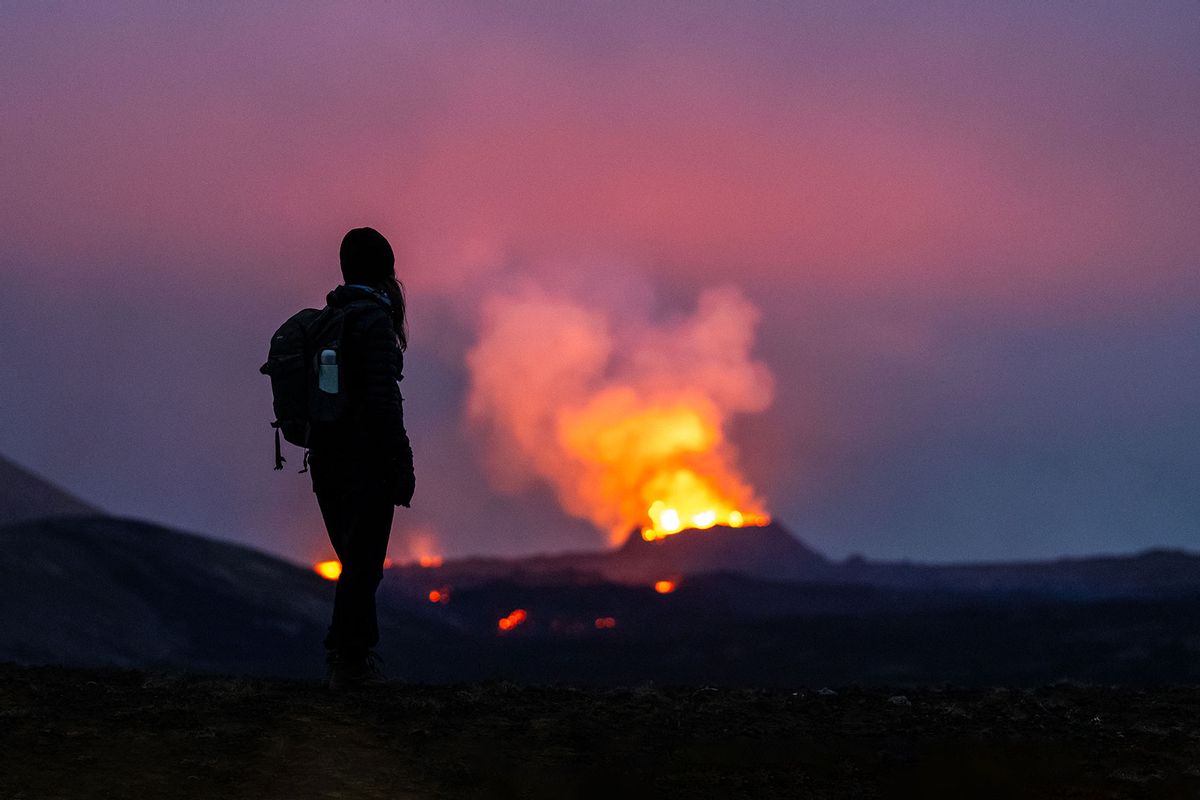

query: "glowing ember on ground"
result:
(407, 530), (445, 568)
(594, 617), (617, 629)
(654, 580), (677, 594)
(428, 588), (451, 604)
(498, 608), (528, 631)
(313, 560), (342, 581)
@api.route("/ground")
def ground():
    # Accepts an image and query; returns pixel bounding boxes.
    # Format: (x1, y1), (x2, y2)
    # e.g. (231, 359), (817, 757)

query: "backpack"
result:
(260, 300), (375, 471)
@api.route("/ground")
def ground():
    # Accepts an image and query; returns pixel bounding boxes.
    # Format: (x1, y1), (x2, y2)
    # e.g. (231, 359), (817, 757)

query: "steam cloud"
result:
(466, 279), (775, 543)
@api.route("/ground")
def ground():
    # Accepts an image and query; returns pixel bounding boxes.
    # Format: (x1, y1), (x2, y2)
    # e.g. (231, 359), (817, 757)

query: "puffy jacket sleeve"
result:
(358, 308), (414, 474)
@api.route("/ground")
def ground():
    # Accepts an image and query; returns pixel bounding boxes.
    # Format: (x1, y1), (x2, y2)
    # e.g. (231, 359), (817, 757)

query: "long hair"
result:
(382, 275), (408, 352)
(340, 227), (408, 351)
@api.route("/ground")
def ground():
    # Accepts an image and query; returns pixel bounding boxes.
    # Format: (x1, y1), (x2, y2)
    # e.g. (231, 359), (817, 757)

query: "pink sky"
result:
(1, 2), (1197, 563)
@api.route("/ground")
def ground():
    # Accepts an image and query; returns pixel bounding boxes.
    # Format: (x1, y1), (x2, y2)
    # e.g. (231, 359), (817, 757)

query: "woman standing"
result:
(308, 227), (415, 690)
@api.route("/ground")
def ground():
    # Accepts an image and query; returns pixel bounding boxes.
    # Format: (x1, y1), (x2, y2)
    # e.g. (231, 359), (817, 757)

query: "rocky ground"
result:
(2, 663), (1198, 799)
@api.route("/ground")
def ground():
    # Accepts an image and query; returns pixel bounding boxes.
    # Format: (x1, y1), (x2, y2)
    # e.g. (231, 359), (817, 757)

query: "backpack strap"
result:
(272, 424), (286, 470)
(337, 298), (392, 351)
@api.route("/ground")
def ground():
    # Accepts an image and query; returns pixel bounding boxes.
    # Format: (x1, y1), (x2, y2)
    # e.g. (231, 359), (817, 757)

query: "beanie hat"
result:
(340, 227), (395, 285)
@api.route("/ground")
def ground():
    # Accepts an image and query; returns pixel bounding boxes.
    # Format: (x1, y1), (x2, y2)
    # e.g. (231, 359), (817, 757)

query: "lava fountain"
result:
(467, 280), (774, 544)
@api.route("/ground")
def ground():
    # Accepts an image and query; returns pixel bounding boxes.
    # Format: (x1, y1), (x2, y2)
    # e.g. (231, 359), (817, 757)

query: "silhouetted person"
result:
(309, 227), (415, 690)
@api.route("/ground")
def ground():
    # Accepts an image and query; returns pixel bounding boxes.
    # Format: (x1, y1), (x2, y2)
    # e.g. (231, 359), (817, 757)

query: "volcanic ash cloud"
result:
(466, 281), (775, 544)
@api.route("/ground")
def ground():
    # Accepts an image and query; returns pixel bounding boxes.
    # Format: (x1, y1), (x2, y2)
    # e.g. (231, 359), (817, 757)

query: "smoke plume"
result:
(466, 278), (774, 544)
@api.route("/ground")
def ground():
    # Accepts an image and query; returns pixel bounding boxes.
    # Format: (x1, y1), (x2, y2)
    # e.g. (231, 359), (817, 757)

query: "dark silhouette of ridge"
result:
(382, 521), (830, 587)
(390, 520), (1200, 599)
(0, 515), (468, 679)
(6, 515), (1200, 685)
(836, 547), (1200, 598)
(605, 521), (831, 582)
(0, 516), (330, 674)
(0, 453), (99, 525)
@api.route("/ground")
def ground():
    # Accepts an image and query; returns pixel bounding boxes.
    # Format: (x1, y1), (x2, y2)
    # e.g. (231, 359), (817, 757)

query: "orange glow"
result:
(594, 616), (617, 629)
(640, 494), (770, 541)
(383, 557), (394, 569)
(498, 608), (528, 631)
(428, 587), (451, 604)
(557, 391), (773, 543)
(407, 530), (445, 568)
(654, 580), (677, 594)
(313, 560), (342, 581)
(467, 287), (774, 548)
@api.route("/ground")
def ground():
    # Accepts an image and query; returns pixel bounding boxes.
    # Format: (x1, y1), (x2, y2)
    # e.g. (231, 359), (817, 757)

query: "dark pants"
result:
(311, 453), (395, 657)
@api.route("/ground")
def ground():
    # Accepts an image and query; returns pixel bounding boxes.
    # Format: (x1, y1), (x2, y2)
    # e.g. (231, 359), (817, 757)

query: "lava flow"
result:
(498, 608), (528, 631)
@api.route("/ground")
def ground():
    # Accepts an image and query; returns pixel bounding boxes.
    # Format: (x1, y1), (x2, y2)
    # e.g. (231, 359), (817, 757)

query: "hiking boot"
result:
(325, 649), (388, 691)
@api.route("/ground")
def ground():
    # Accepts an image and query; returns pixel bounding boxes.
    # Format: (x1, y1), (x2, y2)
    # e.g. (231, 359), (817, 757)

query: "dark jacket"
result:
(308, 285), (413, 491)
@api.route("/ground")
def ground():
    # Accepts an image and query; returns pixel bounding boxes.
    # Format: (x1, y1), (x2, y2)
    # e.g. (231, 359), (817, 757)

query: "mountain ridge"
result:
(4, 515), (1200, 685)
(394, 521), (1200, 599)
(0, 453), (99, 525)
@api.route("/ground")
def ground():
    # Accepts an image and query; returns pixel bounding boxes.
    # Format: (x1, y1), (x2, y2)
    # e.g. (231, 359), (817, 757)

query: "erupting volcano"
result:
(561, 393), (773, 543)
(467, 280), (775, 545)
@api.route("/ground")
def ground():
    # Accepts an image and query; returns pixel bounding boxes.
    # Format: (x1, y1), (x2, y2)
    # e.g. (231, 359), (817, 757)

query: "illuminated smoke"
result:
(466, 278), (774, 544)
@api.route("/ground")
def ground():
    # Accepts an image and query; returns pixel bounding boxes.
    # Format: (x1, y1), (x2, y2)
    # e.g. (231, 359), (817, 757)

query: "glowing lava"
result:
(640, 489), (769, 541)
(559, 394), (772, 544)
(498, 608), (528, 631)
(654, 580), (677, 594)
(313, 560), (341, 581)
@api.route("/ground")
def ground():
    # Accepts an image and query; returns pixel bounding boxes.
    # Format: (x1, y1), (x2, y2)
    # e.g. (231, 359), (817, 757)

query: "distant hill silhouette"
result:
(0, 453), (99, 525)
(5, 515), (1200, 685)
(0, 515), (473, 679)
(605, 521), (830, 582)
(835, 549), (1200, 598)
(0, 516), (330, 675)
(390, 521), (1200, 600)
(384, 521), (832, 587)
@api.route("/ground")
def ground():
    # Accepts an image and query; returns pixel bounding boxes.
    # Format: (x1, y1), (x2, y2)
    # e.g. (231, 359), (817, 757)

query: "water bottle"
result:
(318, 349), (338, 394)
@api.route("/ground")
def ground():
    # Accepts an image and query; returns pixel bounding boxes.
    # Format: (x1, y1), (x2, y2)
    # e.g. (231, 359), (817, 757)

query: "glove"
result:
(393, 468), (415, 508)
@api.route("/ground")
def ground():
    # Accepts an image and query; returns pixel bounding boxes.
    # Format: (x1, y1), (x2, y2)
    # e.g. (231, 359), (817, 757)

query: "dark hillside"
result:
(6, 516), (1200, 686)
(0, 516), (466, 677)
(0, 453), (98, 524)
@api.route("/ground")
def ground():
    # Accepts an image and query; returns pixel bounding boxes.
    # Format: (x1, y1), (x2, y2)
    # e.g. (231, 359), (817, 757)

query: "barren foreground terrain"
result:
(2, 663), (1198, 799)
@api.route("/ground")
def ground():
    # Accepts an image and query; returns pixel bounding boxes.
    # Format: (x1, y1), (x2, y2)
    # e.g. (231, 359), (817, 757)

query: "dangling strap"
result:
(300, 449), (311, 474)
(273, 426), (286, 471)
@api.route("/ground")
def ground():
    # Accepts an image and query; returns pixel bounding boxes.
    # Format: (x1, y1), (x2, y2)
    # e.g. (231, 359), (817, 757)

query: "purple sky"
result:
(1, 2), (1197, 565)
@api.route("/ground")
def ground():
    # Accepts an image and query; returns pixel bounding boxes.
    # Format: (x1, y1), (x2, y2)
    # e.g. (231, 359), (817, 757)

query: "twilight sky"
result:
(1, 2), (1197, 565)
